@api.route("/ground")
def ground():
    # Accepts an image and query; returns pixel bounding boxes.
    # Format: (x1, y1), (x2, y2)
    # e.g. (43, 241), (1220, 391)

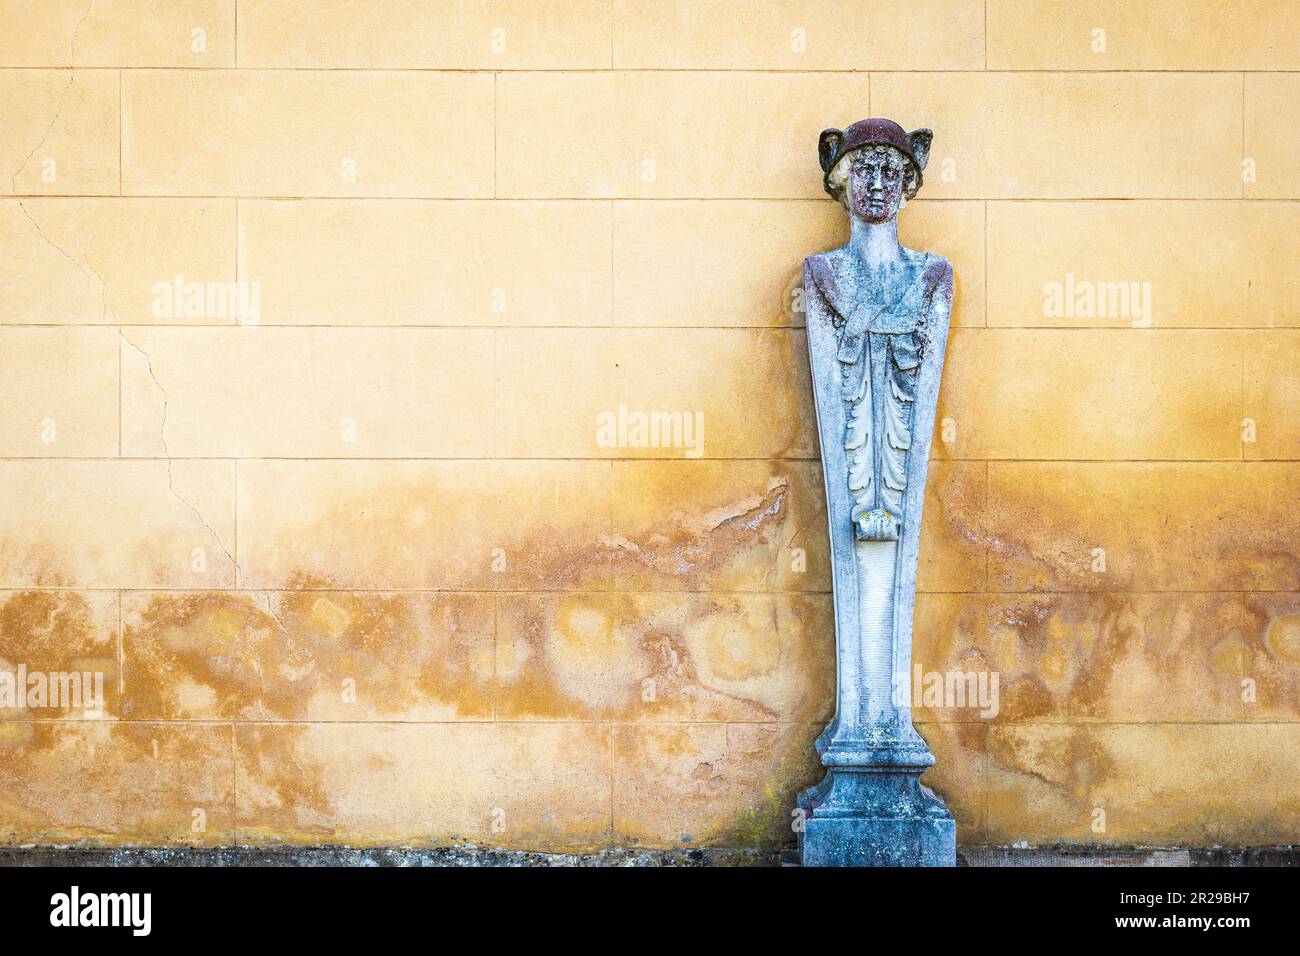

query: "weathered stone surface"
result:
(235, 723), (611, 850)
(935, 330), (1244, 460)
(613, 0), (985, 71)
(608, 460), (830, 592)
(1244, 331), (1300, 459)
(122, 71), (494, 197)
(8, 843), (1300, 867)
(916, 460), (987, 592)
(913, 592), (1247, 723)
(1242, 592), (1300, 721)
(0, 723), (233, 846)
(984, 724), (1300, 845)
(916, 721), (987, 837)
(0, 3), (1294, 857)
(0, 460), (237, 589)
(987, 0), (1300, 70)
(984, 463), (1300, 592)
(0, 590), (118, 719)
(613, 722), (821, 849)
(240, 200), (612, 327)
(235, 460), (613, 591)
(1245, 75), (1300, 199)
(872, 73), (1242, 199)
(0, 198), (236, 324)
(0, 0), (236, 68)
(1, 69), (119, 195)
(496, 592), (834, 722)
(122, 591), (495, 721)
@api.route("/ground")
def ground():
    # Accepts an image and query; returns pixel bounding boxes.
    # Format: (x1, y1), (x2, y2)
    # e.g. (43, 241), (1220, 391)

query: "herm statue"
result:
(797, 118), (957, 866)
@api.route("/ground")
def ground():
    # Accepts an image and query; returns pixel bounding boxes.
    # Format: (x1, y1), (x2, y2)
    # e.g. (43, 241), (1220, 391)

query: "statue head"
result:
(819, 119), (932, 223)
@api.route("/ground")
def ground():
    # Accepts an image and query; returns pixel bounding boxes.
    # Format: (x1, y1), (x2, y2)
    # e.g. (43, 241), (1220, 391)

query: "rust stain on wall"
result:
(123, 590), (494, 721)
(0, 590), (118, 718)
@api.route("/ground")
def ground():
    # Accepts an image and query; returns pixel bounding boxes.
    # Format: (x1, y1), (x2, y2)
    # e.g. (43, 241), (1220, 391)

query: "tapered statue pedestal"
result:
(796, 118), (956, 867)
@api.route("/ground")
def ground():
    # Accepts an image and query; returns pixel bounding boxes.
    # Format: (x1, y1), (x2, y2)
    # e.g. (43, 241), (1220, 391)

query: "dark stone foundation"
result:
(0, 844), (1294, 867)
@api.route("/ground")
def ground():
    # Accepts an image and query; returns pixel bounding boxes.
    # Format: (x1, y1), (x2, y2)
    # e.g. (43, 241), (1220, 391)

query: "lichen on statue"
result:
(807, 127), (951, 544)
(798, 118), (957, 866)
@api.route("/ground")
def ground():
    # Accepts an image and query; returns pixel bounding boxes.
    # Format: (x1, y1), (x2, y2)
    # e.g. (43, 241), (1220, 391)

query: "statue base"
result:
(797, 766), (955, 867)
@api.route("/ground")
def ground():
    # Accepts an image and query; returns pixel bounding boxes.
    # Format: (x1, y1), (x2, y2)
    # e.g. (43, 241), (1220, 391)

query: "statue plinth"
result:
(797, 118), (956, 867)
(799, 767), (954, 867)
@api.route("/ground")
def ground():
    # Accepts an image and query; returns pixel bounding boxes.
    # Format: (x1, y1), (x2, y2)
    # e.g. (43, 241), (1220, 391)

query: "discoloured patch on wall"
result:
(982, 724), (1300, 845)
(236, 461), (614, 591)
(613, 723), (822, 849)
(0, 590), (118, 718)
(235, 722), (612, 851)
(982, 464), (1300, 592)
(1243, 592), (1300, 722)
(914, 592), (1246, 723)
(122, 590), (495, 721)
(496, 591), (834, 722)
(0, 723), (233, 845)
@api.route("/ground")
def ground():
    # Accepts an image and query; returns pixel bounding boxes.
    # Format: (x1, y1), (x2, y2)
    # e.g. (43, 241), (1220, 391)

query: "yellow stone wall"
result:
(0, 0), (1296, 851)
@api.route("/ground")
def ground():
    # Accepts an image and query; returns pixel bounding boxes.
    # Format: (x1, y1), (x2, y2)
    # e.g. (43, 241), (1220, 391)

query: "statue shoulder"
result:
(921, 252), (954, 293)
(803, 247), (851, 322)
(804, 246), (850, 282)
(917, 254), (954, 348)
(909, 250), (954, 316)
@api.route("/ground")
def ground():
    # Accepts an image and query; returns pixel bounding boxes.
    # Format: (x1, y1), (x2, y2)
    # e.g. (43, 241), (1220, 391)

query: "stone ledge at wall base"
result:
(0, 845), (779, 868)
(0, 845), (1296, 867)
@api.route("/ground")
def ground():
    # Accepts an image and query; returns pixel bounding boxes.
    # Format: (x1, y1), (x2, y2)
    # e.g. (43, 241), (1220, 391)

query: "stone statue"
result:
(797, 118), (957, 866)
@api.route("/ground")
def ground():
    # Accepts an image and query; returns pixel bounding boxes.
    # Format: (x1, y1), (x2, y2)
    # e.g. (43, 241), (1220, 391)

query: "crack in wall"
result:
(9, 0), (94, 192)
(11, 129), (265, 629)
(115, 331), (241, 570)
(14, 199), (105, 318)
(13, 190), (236, 573)
(114, 334), (292, 643)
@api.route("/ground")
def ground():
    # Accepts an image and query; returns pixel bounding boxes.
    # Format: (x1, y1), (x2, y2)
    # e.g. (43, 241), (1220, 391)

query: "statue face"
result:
(843, 148), (907, 224)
